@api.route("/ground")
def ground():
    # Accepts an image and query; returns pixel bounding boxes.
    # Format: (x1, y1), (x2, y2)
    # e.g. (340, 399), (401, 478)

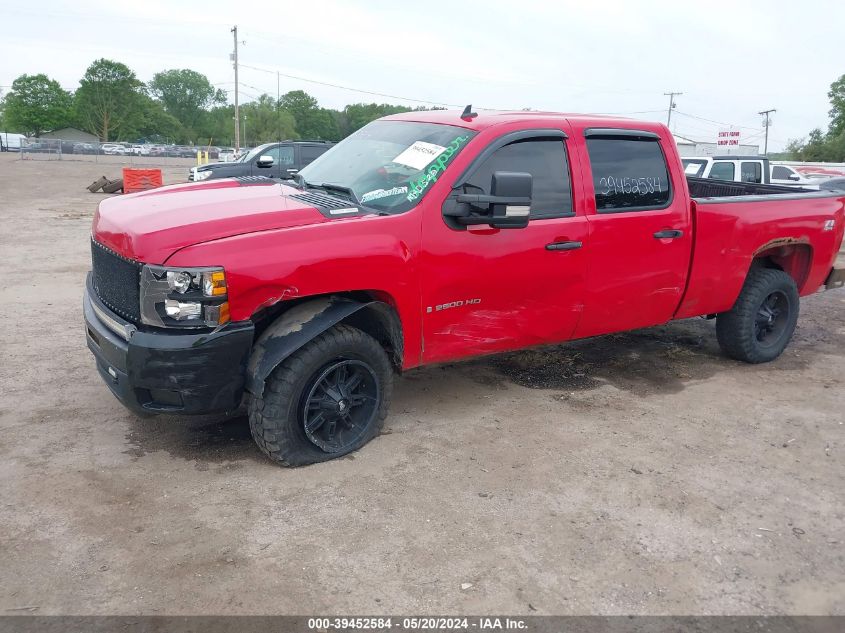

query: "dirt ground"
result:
(0, 153), (843, 616)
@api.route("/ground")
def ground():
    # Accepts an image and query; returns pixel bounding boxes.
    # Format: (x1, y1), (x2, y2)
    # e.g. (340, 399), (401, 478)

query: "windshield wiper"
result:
(315, 182), (360, 204)
(287, 172), (307, 189)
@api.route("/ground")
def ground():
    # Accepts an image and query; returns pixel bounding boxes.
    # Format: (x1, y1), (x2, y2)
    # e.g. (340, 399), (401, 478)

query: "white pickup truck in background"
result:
(681, 155), (818, 187)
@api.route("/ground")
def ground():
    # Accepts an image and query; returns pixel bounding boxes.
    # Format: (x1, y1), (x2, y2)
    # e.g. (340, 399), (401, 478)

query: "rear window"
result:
(586, 137), (671, 212)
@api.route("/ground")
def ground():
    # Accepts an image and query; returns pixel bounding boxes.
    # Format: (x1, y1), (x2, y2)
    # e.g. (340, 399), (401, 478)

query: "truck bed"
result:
(687, 176), (814, 198)
(675, 181), (845, 319)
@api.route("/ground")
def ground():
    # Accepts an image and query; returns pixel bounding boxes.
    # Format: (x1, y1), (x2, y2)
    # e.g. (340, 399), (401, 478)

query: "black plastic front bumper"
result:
(84, 274), (254, 415)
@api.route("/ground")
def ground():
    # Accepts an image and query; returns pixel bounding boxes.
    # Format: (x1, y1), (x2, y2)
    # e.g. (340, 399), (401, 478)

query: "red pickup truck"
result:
(85, 109), (845, 466)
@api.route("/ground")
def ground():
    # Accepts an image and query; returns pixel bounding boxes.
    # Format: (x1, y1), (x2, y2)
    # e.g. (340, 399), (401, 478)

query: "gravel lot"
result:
(1, 153), (843, 615)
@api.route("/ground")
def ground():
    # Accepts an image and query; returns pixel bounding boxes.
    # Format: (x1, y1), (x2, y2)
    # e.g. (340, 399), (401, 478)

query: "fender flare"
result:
(244, 296), (394, 396)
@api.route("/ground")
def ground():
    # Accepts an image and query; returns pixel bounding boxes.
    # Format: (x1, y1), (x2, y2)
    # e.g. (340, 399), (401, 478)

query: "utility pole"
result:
(231, 25), (240, 153)
(759, 108), (776, 155)
(664, 92), (682, 128)
(277, 70), (281, 143)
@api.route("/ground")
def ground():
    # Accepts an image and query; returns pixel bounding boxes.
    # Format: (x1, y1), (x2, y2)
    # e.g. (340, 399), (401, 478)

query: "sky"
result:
(1, 0), (842, 151)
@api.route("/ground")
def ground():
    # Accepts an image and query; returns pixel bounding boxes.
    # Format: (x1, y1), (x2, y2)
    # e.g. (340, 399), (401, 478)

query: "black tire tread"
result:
(102, 178), (124, 194)
(716, 267), (799, 364)
(248, 324), (392, 466)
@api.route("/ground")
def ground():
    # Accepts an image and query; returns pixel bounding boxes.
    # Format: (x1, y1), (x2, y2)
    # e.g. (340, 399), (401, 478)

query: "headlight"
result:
(194, 170), (212, 181)
(167, 270), (193, 293)
(140, 265), (229, 328)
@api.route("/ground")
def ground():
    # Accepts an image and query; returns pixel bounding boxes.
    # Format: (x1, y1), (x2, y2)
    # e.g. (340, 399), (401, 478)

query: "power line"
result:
(238, 62), (465, 108)
(673, 110), (762, 132)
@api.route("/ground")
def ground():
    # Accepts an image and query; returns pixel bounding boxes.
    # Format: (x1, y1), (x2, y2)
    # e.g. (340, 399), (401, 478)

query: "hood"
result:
(197, 161), (241, 172)
(92, 179), (329, 264)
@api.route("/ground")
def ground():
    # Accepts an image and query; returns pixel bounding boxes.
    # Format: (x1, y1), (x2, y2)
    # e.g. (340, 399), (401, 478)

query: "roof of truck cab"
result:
(711, 155), (767, 160)
(382, 109), (666, 132)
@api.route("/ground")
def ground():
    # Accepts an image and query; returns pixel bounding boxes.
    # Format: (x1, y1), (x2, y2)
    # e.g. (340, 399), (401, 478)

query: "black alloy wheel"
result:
(301, 359), (380, 453)
(754, 290), (789, 347)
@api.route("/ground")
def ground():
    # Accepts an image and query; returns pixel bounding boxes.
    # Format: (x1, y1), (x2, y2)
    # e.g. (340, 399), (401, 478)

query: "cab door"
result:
(572, 128), (692, 339)
(420, 129), (588, 364)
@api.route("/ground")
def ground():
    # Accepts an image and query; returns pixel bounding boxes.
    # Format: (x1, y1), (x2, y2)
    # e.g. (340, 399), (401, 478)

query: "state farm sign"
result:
(717, 129), (742, 147)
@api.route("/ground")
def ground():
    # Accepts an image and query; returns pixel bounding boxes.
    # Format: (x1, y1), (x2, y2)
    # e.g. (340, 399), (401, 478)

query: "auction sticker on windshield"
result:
(361, 186), (409, 203)
(392, 141), (447, 170)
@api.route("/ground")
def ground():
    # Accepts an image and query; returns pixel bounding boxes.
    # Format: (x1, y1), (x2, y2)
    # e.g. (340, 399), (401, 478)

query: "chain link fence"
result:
(17, 138), (236, 165)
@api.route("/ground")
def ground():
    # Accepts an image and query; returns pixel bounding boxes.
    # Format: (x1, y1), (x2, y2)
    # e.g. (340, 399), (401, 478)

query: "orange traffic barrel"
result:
(123, 168), (163, 193)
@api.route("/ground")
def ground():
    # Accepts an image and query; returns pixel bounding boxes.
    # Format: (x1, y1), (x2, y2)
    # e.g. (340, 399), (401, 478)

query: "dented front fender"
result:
(245, 297), (373, 396)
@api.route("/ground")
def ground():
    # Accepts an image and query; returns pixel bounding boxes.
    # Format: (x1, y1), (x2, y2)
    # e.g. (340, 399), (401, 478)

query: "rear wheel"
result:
(248, 324), (393, 466)
(716, 267), (799, 363)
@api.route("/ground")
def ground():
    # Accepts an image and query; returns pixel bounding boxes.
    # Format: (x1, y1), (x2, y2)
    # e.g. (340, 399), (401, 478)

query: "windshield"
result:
(239, 145), (269, 163)
(298, 120), (475, 213)
(682, 159), (707, 177)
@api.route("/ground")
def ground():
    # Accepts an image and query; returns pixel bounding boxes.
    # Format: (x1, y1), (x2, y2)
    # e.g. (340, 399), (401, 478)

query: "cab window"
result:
(300, 145), (326, 167)
(261, 146), (294, 165)
(741, 161), (762, 183)
(709, 162), (735, 181)
(772, 165), (792, 180)
(462, 139), (572, 219)
(586, 136), (671, 212)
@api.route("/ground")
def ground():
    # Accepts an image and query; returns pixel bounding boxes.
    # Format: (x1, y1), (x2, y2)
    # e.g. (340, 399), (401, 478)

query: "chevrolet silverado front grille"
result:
(90, 239), (142, 323)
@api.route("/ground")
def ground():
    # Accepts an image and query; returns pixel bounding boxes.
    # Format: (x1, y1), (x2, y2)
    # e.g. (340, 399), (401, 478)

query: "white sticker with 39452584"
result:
(391, 141), (447, 170)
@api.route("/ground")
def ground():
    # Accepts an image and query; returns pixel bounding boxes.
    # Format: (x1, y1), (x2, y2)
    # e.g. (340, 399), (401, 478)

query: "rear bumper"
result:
(825, 263), (845, 290)
(84, 274), (254, 415)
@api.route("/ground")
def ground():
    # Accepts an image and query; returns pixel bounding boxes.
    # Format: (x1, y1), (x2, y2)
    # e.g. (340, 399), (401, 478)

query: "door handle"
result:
(653, 229), (683, 239)
(546, 241), (583, 251)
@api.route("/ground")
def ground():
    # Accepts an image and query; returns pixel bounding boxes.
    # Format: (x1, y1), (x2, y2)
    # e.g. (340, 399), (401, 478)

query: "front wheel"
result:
(248, 324), (393, 466)
(716, 267), (800, 363)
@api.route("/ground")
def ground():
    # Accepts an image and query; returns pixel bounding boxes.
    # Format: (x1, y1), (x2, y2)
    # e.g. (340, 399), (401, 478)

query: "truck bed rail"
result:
(687, 176), (813, 199)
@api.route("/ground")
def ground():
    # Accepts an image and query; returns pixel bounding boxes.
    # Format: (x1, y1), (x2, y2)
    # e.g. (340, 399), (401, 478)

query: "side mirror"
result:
(256, 155), (274, 168)
(488, 171), (531, 228)
(443, 171), (532, 230)
(788, 173), (801, 181)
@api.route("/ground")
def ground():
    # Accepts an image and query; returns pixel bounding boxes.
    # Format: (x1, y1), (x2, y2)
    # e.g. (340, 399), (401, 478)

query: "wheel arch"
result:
(245, 293), (403, 397)
(751, 240), (813, 293)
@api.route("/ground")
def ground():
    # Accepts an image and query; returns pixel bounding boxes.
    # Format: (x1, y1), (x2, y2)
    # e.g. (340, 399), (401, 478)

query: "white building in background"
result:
(0, 132), (26, 151)
(674, 134), (760, 157)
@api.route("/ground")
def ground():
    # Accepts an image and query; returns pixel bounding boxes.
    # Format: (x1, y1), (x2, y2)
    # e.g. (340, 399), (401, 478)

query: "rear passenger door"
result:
(573, 128), (692, 338)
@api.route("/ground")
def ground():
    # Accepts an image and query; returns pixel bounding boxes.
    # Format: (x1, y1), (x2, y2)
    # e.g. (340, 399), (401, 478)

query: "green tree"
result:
(3, 73), (72, 136)
(339, 102), (413, 137)
(785, 74), (845, 162)
(148, 69), (225, 141)
(279, 90), (339, 140)
(241, 94), (296, 145)
(136, 95), (184, 142)
(828, 74), (845, 137)
(75, 59), (145, 141)
(201, 104), (236, 146)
